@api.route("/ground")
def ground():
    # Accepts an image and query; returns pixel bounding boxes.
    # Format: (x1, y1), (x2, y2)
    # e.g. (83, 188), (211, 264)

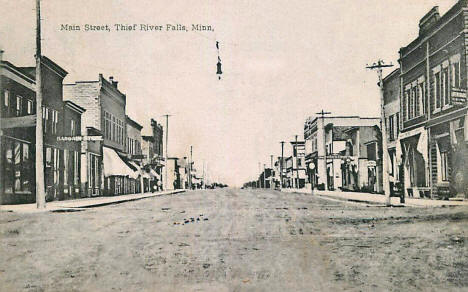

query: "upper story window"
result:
(3, 90), (11, 117)
(51, 110), (59, 134)
(451, 58), (461, 88)
(42, 107), (48, 133)
(367, 142), (377, 161)
(71, 119), (76, 136)
(16, 96), (23, 116)
(103, 111), (124, 146)
(389, 115), (395, 141)
(26, 100), (33, 115)
(4, 90), (9, 107)
(432, 54), (462, 113)
(403, 77), (425, 121)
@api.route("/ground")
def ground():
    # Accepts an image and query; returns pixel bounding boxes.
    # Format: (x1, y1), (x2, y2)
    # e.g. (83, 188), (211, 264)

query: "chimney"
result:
(419, 6), (440, 36)
(109, 76), (118, 88)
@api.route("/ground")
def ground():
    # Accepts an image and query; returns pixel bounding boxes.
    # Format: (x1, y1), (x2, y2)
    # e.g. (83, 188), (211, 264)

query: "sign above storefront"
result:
(57, 136), (103, 141)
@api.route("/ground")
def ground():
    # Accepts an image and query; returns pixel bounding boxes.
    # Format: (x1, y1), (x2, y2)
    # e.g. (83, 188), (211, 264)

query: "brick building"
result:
(1, 55), (84, 204)
(64, 74), (138, 196)
(395, 1), (468, 199)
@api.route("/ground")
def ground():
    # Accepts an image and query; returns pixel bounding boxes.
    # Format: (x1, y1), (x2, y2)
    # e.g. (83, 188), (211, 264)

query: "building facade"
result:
(383, 68), (402, 195)
(1, 56), (84, 204)
(64, 74), (138, 196)
(395, 1), (468, 199)
(304, 116), (381, 192)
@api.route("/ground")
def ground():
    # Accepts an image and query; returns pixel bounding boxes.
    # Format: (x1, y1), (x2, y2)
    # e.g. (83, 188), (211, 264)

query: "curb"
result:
(0, 190), (185, 213)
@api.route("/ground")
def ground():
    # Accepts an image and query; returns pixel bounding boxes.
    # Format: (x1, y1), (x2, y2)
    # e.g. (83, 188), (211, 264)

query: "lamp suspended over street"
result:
(216, 41), (222, 80)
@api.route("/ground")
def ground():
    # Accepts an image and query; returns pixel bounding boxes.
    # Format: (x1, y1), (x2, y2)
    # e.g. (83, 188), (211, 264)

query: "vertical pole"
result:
(263, 163), (266, 189)
(140, 157), (144, 194)
(270, 154), (273, 189)
(164, 114), (169, 191)
(258, 162), (261, 188)
(280, 141), (285, 190)
(378, 66), (391, 205)
(323, 115), (328, 190)
(202, 160), (205, 189)
(295, 135), (299, 189)
(189, 145), (192, 190)
(35, 0), (46, 208)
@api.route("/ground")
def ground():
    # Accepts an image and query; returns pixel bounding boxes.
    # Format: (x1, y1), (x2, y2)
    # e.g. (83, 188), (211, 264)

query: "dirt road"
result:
(1, 188), (467, 291)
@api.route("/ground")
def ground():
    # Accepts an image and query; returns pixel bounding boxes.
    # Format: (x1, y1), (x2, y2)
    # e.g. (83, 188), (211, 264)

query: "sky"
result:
(0, 0), (456, 186)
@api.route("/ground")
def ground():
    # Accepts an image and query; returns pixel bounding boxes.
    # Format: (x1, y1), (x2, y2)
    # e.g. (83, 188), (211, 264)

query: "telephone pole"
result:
(316, 110), (331, 190)
(280, 141), (285, 190)
(163, 114), (171, 191)
(35, 0), (46, 208)
(189, 145), (193, 190)
(366, 60), (393, 206)
(270, 154), (274, 189)
(294, 135), (299, 189)
(258, 162), (261, 188)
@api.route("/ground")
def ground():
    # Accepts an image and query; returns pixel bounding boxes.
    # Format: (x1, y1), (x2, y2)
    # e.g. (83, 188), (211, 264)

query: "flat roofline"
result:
(64, 80), (100, 85)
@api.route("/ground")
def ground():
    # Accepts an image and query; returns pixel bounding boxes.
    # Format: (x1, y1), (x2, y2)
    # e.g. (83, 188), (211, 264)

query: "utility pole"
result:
(163, 114), (171, 191)
(280, 141), (285, 190)
(35, 0), (46, 208)
(258, 162), (261, 188)
(366, 60), (393, 206)
(202, 160), (205, 189)
(270, 154), (274, 189)
(263, 163), (266, 189)
(316, 110), (331, 190)
(294, 135), (299, 189)
(189, 145), (193, 190)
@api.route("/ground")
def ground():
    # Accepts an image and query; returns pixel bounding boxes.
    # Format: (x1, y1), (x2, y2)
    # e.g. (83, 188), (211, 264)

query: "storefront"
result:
(399, 128), (429, 198)
(1, 135), (34, 204)
(428, 113), (468, 199)
(102, 146), (139, 196)
(341, 157), (358, 191)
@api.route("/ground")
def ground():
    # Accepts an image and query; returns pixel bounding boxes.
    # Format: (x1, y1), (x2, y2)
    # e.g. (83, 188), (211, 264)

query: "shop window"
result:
(64, 149), (69, 186)
(2, 139), (31, 194)
(441, 151), (449, 182)
(22, 143), (30, 192)
(4, 141), (14, 193)
(74, 151), (79, 185)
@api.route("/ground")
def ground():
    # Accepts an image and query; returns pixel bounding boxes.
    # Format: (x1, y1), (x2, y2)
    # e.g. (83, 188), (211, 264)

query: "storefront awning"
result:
(103, 146), (139, 179)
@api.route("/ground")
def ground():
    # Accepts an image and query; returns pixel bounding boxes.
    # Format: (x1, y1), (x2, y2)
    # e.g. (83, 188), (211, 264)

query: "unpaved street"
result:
(1, 188), (467, 291)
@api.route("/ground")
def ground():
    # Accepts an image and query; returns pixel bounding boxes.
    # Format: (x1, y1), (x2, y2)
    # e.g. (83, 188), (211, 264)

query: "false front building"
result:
(64, 75), (139, 197)
(304, 116), (382, 193)
(1, 55), (84, 204)
(395, 2), (468, 199)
